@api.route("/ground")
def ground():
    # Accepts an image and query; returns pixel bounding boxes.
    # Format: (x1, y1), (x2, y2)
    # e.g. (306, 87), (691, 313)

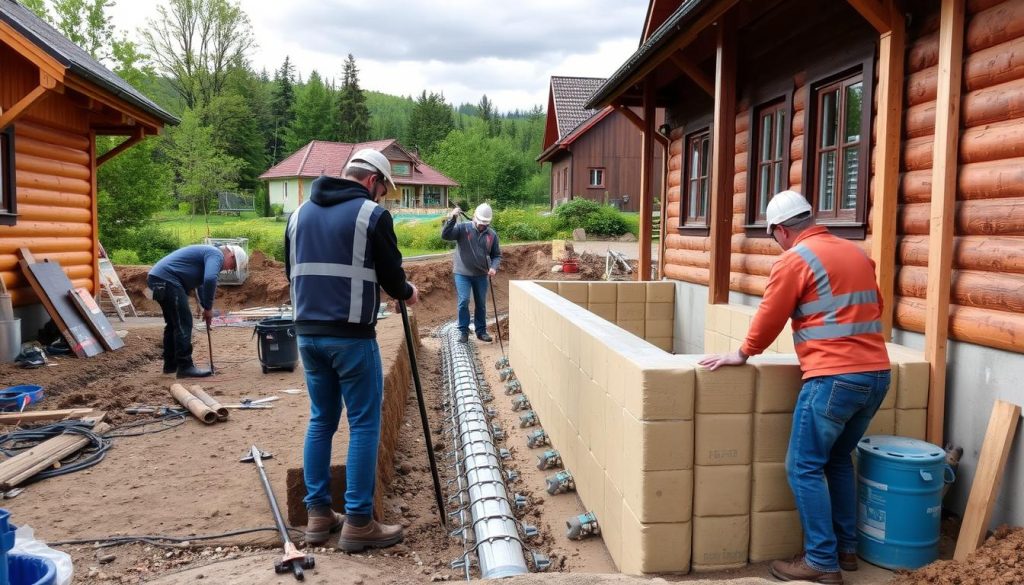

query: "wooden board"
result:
(0, 408), (95, 425)
(16, 249), (103, 358)
(69, 287), (123, 351)
(954, 399), (1021, 561)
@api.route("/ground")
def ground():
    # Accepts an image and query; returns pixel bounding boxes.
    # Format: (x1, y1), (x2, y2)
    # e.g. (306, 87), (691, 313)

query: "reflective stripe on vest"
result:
(348, 200), (378, 322)
(790, 244), (882, 345)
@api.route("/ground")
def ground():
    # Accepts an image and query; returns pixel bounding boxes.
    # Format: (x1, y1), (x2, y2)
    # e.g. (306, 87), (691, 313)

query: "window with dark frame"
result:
(751, 100), (789, 226)
(681, 129), (711, 228)
(813, 72), (864, 223)
(588, 167), (605, 188)
(0, 127), (10, 215)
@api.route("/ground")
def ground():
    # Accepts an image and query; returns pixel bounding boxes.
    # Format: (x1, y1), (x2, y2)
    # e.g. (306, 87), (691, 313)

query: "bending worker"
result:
(441, 202), (501, 343)
(285, 148), (419, 552)
(699, 190), (890, 585)
(147, 244), (246, 378)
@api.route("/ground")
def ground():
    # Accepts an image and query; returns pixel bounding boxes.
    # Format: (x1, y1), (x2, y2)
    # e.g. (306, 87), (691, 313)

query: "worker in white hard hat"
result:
(699, 190), (890, 584)
(147, 243), (242, 378)
(285, 147), (418, 553)
(442, 201), (502, 343)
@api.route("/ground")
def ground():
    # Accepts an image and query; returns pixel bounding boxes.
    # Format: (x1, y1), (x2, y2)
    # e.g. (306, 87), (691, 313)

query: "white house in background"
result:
(259, 139), (459, 214)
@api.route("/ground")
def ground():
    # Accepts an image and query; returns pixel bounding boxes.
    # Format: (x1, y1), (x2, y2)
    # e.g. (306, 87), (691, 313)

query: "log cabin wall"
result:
(0, 43), (96, 307)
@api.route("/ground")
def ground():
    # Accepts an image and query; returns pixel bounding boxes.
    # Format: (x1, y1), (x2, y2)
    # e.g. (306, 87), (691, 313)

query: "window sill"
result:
(586, 186), (606, 190)
(744, 224), (771, 238)
(677, 225), (710, 237)
(819, 222), (867, 240)
(0, 213), (17, 227)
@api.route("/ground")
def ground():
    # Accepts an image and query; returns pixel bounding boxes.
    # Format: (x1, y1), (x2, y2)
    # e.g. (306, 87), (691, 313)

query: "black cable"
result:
(104, 411), (188, 438)
(50, 526), (305, 548)
(0, 421), (112, 481)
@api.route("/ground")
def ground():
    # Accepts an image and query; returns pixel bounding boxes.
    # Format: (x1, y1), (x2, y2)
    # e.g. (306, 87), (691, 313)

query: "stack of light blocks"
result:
(508, 281), (930, 575)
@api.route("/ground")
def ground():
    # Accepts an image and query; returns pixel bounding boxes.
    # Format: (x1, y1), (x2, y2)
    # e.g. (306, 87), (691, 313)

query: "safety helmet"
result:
(345, 149), (396, 190)
(228, 245), (248, 275)
(765, 190), (813, 234)
(473, 203), (493, 225)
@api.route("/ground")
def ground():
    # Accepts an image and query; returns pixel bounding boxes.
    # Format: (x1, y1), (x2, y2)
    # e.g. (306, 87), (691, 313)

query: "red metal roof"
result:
(259, 139), (459, 187)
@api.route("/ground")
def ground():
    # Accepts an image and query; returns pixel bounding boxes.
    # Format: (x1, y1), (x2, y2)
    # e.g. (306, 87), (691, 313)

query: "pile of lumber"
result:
(0, 414), (107, 489)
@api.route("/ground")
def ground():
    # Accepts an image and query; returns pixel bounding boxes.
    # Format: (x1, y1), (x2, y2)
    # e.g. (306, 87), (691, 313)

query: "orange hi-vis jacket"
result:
(740, 226), (890, 379)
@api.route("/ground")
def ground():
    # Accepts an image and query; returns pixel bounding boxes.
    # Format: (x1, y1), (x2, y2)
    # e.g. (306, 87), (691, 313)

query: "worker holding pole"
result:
(441, 202), (502, 343)
(285, 148), (419, 552)
(699, 190), (890, 584)
(147, 244), (246, 378)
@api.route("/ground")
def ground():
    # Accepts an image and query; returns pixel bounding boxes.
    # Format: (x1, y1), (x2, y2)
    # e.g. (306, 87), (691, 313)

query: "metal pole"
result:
(488, 276), (506, 357)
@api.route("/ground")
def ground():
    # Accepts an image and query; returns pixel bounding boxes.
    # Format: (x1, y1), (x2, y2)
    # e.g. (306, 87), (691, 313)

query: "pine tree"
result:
(477, 94), (501, 137)
(286, 70), (335, 152)
(407, 90), (454, 157)
(336, 54), (371, 142)
(269, 56), (296, 162)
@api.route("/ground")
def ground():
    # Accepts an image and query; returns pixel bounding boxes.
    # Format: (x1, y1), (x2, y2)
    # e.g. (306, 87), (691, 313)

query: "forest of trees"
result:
(20, 0), (550, 250)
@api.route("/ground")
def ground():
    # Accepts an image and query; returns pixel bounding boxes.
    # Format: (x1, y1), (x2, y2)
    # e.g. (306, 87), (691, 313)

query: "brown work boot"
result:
(839, 551), (858, 571)
(304, 509), (345, 545)
(770, 556), (843, 584)
(338, 519), (404, 553)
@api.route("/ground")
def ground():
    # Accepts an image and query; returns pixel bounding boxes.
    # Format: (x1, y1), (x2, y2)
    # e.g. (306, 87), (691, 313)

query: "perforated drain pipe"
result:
(440, 323), (530, 579)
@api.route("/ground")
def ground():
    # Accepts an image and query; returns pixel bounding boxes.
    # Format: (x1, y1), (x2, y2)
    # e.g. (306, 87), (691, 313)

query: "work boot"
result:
(338, 520), (404, 553)
(459, 330), (469, 343)
(477, 331), (493, 342)
(176, 365), (213, 378)
(305, 509), (345, 546)
(163, 363), (177, 374)
(839, 552), (858, 572)
(769, 556), (843, 584)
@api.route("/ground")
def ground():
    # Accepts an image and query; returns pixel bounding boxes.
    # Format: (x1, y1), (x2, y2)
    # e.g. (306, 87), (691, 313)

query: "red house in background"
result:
(537, 76), (663, 212)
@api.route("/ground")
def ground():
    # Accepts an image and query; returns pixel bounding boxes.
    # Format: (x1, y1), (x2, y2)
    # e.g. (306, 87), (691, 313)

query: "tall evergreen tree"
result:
(269, 56), (296, 162)
(477, 94), (501, 137)
(335, 54), (371, 142)
(407, 90), (454, 157)
(286, 70), (334, 152)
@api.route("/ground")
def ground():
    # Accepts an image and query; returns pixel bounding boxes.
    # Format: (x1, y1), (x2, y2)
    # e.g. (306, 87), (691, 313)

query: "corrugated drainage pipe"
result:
(440, 323), (529, 579)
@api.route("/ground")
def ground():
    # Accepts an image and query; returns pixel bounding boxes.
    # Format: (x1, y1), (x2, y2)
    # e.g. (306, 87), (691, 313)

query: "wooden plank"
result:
(0, 85), (49, 129)
(846, 0), (893, 34)
(669, 52), (714, 96)
(954, 400), (1021, 561)
(708, 9), (737, 304)
(870, 5), (906, 340)
(17, 249), (103, 358)
(69, 287), (124, 351)
(924, 0), (965, 445)
(0, 408), (94, 425)
(96, 128), (144, 167)
(638, 79), (656, 282)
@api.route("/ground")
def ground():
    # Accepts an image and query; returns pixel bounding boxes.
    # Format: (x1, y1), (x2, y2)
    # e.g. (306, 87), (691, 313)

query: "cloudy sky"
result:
(107, 0), (648, 112)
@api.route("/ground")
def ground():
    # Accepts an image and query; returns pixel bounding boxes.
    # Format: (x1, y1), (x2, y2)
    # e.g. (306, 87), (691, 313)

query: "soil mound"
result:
(889, 525), (1024, 585)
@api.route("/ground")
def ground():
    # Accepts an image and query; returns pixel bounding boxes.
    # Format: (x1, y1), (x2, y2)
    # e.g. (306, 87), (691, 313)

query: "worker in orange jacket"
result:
(699, 190), (890, 585)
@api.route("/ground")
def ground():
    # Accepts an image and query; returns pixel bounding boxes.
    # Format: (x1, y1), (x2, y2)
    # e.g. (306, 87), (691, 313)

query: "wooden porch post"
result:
(638, 79), (656, 282)
(708, 10), (736, 304)
(924, 0), (965, 445)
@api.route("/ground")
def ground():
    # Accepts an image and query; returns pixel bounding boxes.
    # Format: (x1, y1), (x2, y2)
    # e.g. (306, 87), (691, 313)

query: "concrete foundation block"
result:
(691, 514), (750, 572)
(650, 337), (674, 353)
(558, 281), (589, 305)
(645, 319), (674, 338)
(576, 444), (605, 518)
(588, 388), (607, 463)
(588, 282), (618, 304)
(695, 365), (755, 414)
(895, 408), (928, 440)
(623, 468), (694, 523)
(865, 408), (895, 436)
(618, 320), (646, 338)
(752, 462), (796, 512)
(729, 310), (752, 341)
(624, 366), (695, 421)
(618, 282), (647, 303)
(647, 281), (675, 303)
(621, 502), (692, 574)
(776, 331), (796, 354)
(605, 399), (625, 491)
(645, 302), (674, 321)
(624, 411), (694, 471)
(752, 360), (803, 413)
(695, 413), (753, 466)
(602, 473), (625, 566)
(753, 413), (793, 463)
(693, 464), (751, 517)
(535, 281), (557, 292)
(728, 338), (743, 352)
(588, 303), (617, 322)
(897, 361), (929, 410)
(749, 510), (803, 562)
(616, 303), (646, 322)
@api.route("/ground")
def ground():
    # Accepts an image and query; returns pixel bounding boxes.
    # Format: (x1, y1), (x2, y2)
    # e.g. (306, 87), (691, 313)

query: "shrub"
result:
(117, 224), (180, 264)
(208, 225), (285, 261)
(177, 202), (191, 214)
(110, 249), (141, 265)
(491, 208), (558, 242)
(395, 219), (454, 252)
(583, 206), (629, 236)
(553, 198), (603, 231)
(270, 203), (284, 218)
(502, 222), (541, 242)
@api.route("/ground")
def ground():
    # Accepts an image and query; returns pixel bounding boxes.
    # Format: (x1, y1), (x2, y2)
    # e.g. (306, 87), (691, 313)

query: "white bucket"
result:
(0, 318), (21, 363)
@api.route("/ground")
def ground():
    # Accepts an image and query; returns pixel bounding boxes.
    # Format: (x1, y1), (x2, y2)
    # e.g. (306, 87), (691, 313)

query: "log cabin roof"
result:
(259, 139), (460, 187)
(0, 0), (178, 126)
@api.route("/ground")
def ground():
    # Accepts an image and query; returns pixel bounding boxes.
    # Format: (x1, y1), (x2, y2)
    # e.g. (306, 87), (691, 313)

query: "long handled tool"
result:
(195, 292), (216, 373)
(241, 446), (314, 580)
(488, 276), (509, 369)
(398, 299), (447, 528)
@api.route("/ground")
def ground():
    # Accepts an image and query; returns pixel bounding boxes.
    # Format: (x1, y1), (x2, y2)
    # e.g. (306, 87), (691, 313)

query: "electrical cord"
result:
(50, 526), (305, 548)
(104, 411), (188, 438)
(0, 421), (112, 481)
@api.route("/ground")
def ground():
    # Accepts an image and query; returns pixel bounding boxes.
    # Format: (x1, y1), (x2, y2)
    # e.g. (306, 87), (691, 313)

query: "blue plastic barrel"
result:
(7, 556), (54, 585)
(0, 509), (14, 585)
(856, 435), (954, 570)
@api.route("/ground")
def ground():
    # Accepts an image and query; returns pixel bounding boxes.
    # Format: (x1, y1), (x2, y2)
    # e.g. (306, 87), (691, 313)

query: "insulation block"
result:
(602, 473), (624, 565)
(623, 468), (693, 523)
(651, 338), (674, 353)
(895, 408), (928, 441)
(624, 366), (695, 421)
(776, 331), (796, 354)
(558, 281), (588, 304)
(646, 281), (675, 303)
(753, 413), (793, 463)
(753, 361), (803, 413)
(588, 303), (617, 322)
(576, 445), (606, 519)
(865, 408), (895, 436)
(623, 411), (694, 471)
(616, 303), (646, 322)
(621, 502), (692, 574)
(695, 365), (755, 414)
(752, 462), (796, 512)
(645, 302), (674, 321)
(618, 320), (645, 338)
(617, 282), (647, 303)
(693, 464), (751, 517)
(694, 413), (753, 466)
(750, 510), (803, 562)
(728, 338), (743, 352)
(551, 239), (570, 261)
(645, 319), (674, 338)
(535, 281), (557, 292)
(605, 399), (625, 490)
(729, 309), (752, 341)
(691, 514), (750, 571)
(588, 282), (617, 304)
(897, 361), (929, 410)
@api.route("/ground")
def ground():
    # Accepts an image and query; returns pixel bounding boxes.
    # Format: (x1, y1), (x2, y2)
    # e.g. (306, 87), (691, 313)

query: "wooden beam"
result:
(638, 79), (656, 282)
(708, 10), (737, 304)
(924, 0), (965, 446)
(954, 400), (1021, 561)
(669, 52), (715, 96)
(0, 85), (49, 129)
(39, 70), (62, 93)
(97, 128), (145, 167)
(846, 0), (893, 34)
(0, 408), (95, 425)
(0, 20), (66, 82)
(658, 140), (670, 280)
(615, 104), (669, 148)
(870, 5), (906, 340)
(63, 77), (165, 134)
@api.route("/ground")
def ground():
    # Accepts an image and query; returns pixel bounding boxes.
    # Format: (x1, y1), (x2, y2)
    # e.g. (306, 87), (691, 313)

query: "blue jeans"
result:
(299, 336), (383, 522)
(455, 274), (489, 334)
(786, 370), (890, 572)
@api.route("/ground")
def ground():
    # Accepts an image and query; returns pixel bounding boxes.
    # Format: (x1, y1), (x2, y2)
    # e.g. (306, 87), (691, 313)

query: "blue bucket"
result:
(7, 555), (55, 585)
(0, 387), (43, 412)
(0, 510), (13, 585)
(856, 435), (954, 570)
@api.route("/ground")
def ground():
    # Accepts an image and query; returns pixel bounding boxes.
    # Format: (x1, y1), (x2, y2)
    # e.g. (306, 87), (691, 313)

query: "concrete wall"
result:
(267, 178), (302, 213)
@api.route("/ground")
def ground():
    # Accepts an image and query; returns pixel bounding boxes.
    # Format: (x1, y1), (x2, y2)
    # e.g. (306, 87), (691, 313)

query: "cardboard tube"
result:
(169, 383), (217, 424)
(189, 384), (229, 421)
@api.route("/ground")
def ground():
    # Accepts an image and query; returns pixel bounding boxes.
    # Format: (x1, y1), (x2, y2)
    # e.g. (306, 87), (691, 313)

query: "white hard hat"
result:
(345, 148), (396, 190)
(228, 245), (248, 275)
(765, 190), (813, 234)
(473, 203), (493, 225)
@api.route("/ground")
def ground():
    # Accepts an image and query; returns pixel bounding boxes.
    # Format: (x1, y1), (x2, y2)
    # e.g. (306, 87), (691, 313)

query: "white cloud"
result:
(107, 0), (647, 110)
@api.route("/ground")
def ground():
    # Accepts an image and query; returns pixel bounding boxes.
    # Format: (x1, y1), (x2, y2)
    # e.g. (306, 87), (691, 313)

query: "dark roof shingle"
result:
(550, 76), (606, 140)
(0, 0), (178, 125)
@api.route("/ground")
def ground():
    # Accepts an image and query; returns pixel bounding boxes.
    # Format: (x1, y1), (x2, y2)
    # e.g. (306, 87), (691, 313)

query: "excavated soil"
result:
(889, 525), (1024, 585)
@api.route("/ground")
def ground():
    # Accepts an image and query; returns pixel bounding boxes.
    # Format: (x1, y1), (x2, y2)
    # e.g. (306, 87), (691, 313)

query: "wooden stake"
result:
(954, 400), (1021, 561)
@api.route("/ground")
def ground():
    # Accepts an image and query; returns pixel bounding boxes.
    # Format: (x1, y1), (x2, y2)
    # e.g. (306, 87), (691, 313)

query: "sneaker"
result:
(769, 556), (843, 584)
(14, 347), (46, 369)
(305, 510), (345, 546)
(839, 552), (858, 572)
(337, 520), (403, 553)
(459, 330), (469, 343)
(176, 365), (213, 378)
(476, 331), (493, 342)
